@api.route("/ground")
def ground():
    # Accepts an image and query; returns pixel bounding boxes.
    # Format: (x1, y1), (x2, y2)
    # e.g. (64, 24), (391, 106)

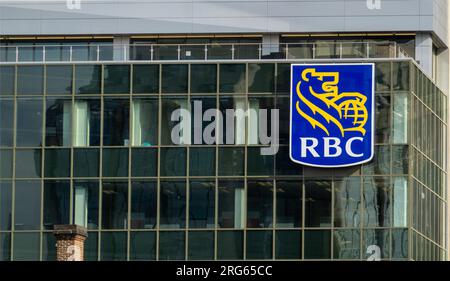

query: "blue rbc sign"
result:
(290, 64), (375, 168)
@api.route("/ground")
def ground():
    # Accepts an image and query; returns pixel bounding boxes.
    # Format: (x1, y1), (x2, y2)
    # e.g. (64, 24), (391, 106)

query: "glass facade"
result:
(0, 61), (446, 261)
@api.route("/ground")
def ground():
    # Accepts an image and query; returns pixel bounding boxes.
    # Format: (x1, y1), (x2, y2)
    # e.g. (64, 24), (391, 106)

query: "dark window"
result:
(100, 232), (127, 261)
(160, 148), (186, 177)
(0, 150), (12, 178)
(363, 177), (391, 227)
(219, 64), (246, 93)
(334, 177), (361, 227)
(0, 66), (14, 96)
(42, 233), (57, 261)
(102, 181), (128, 229)
(375, 62), (391, 92)
(246, 231), (273, 260)
(46, 65), (73, 95)
(160, 181), (186, 229)
(276, 63), (290, 94)
(162, 64), (188, 93)
(217, 231), (243, 260)
(159, 231), (185, 260)
(103, 99), (129, 146)
(333, 229), (361, 259)
(130, 232), (156, 260)
(375, 94), (391, 143)
(218, 147), (244, 176)
(84, 232), (98, 261)
(104, 65), (130, 94)
(43, 180), (70, 230)
(44, 149), (70, 178)
(14, 181), (41, 230)
(133, 65), (159, 94)
(0, 233), (11, 261)
(247, 147), (274, 176)
(188, 231), (214, 260)
(305, 180), (332, 227)
(0, 181), (12, 230)
(304, 230), (331, 259)
(191, 64), (217, 93)
(102, 148), (129, 178)
(13, 233), (40, 261)
(73, 181), (99, 229)
(75, 65), (101, 94)
(131, 181), (157, 229)
(17, 66), (43, 95)
(218, 180), (245, 229)
(0, 100), (14, 146)
(15, 149), (41, 178)
(189, 147), (215, 177)
(16, 98), (43, 147)
(131, 148), (157, 177)
(73, 149), (99, 177)
(248, 63), (275, 93)
(189, 181), (215, 228)
(392, 229), (408, 260)
(363, 146), (390, 175)
(276, 180), (302, 228)
(247, 180), (273, 228)
(45, 98), (72, 146)
(275, 231), (301, 259)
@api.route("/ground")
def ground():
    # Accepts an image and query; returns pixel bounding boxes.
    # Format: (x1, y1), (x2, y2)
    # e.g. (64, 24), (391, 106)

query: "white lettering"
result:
(323, 137), (342, 157)
(300, 138), (319, 157)
(346, 137), (364, 157)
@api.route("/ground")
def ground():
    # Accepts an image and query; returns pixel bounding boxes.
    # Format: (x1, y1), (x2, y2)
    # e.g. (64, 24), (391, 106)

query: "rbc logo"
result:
(290, 64), (375, 168)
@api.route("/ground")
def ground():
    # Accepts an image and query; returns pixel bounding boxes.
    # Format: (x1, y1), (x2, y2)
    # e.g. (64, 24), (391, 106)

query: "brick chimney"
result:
(53, 225), (88, 261)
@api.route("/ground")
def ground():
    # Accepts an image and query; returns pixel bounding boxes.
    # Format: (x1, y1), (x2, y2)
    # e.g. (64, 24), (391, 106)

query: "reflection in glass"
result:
(103, 99), (129, 146)
(218, 180), (245, 229)
(159, 231), (185, 260)
(42, 233), (57, 261)
(190, 96), (217, 145)
(160, 148), (186, 177)
(276, 180), (302, 228)
(219, 64), (246, 93)
(363, 229), (389, 259)
(393, 93), (408, 144)
(393, 62), (410, 91)
(73, 99), (101, 146)
(188, 231), (214, 260)
(305, 180), (332, 227)
(75, 65), (101, 94)
(17, 66), (43, 95)
(191, 64), (217, 93)
(333, 229), (360, 259)
(276, 64), (290, 93)
(0, 100), (14, 146)
(375, 94), (390, 143)
(84, 232), (98, 261)
(219, 96), (246, 145)
(275, 231), (301, 259)
(131, 98), (158, 146)
(73, 181), (99, 229)
(363, 146), (390, 175)
(13, 233), (40, 261)
(0, 182), (12, 230)
(363, 177), (391, 227)
(162, 64), (188, 93)
(43, 180), (70, 229)
(46, 65), (72, 95)
(131, 181), (157, 229)
(375, 62), (391, 91)
(15, 150), (41, 178)
(133, 65), (159, 94)
(392, 229), (408, 259)
(217, 231), (243, 260)
(14, 181), (41, 230)
(247, 97), (274, 145)
(130, 232), (156, 260)
(247, 180), (273, 228)
(16, 99), (42, 147)
(44, 149), (70, 178)
(189, 181), (215, 228)
(246, 231), (272, 260)
(392, 145), (408, 174)
(393, 177), (408, 227)
(334, 177), (361, 227)
(102, 181), (128, 229)
(304, 230), (331, 259)
(101, 232), (127, 261)
(104, 65), (130, 94)
(160, 181), (186, 229)
(45, 98), (72, 146)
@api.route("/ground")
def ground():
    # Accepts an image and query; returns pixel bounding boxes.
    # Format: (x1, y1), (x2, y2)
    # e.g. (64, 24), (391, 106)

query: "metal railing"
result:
(0, 42), (410, 63)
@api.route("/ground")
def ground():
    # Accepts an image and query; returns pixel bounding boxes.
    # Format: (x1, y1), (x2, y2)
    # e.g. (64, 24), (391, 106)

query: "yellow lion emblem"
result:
(296, 68), (368, 137)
